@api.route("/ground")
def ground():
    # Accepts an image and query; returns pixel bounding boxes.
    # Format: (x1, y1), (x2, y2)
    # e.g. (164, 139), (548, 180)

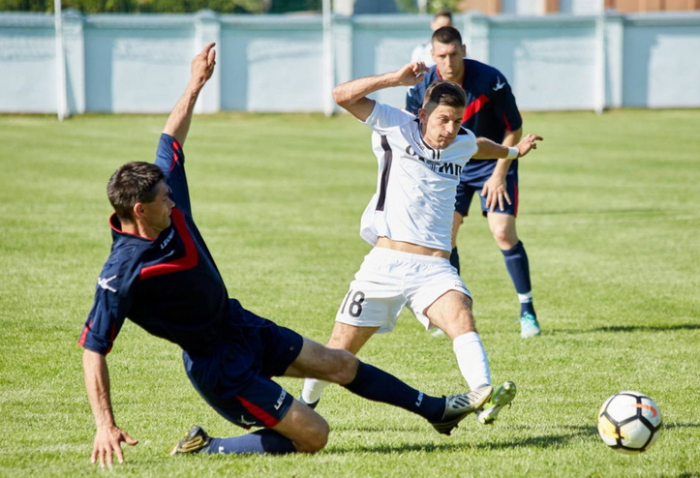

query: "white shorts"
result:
(335, 247), (471, 333)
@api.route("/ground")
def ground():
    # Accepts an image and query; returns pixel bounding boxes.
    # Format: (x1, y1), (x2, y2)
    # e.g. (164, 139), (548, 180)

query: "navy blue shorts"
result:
(183, 305), (304, 430)
(455, 169), (519, 218)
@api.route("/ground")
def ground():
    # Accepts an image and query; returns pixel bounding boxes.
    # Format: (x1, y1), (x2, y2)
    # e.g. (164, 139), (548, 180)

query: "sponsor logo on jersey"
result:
(159, 250), (176, 260)
(493, 77), (506, 91)
(160, 228), (175, 249)
(416, 156), (463, 178)
(97, 275), (118, 293)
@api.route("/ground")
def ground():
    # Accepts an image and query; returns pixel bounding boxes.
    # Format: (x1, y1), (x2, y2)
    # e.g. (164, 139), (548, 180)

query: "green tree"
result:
(0, 0), (265, 13)
(396, 0), (461, 13)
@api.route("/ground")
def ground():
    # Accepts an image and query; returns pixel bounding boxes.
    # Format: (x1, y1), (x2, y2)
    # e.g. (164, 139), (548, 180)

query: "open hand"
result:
(481, 174), (511, 212)
(90, 425), (138, 467)
(515, 134), (543, 158)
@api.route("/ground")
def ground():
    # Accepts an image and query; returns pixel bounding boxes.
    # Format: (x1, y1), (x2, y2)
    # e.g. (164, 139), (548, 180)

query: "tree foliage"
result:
(0, 0), (455, 14)
(396, 0), (461, 13)
(0, 0), (265, 13)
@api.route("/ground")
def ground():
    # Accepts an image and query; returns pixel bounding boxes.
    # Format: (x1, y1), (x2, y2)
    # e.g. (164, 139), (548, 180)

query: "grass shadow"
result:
(333, 426), (425, 433)
(529, 207), (666, 217)
(327, 425), (599, 454)
(476, 433), (580, 451)
(593, 324), (700, 333)
(553, 324), (700, 335)
(665, 422), (700, 430)
(326, 442), (467, 454)
(478, 424), (598, 451)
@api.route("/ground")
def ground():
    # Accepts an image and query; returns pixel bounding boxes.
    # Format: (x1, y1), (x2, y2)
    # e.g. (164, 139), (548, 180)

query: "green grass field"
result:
(1, 109), (699, 478)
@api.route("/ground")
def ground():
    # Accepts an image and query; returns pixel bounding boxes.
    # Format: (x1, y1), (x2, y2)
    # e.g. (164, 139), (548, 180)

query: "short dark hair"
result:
(432, 25), (462, 46)
(107, 161), (165, 223)
(422, 80), (467, 109)
(435, 9), (452, 21)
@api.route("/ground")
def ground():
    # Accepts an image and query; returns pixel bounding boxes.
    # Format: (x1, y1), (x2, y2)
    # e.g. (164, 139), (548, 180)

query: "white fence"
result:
(1, 10), (699, 114)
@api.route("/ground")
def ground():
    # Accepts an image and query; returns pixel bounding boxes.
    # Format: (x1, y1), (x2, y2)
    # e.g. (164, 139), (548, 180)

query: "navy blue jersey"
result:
(79, 134), (237, 356)
(406, 59), (522, 181)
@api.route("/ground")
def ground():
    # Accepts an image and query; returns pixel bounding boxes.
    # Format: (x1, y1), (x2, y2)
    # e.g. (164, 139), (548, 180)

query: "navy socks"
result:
(206, 429), (296, 455)
(501, 241), (536, 316)
(455, 241), (535, 316)
(343, 361), (445, 422)
(205, 362), (446, 455)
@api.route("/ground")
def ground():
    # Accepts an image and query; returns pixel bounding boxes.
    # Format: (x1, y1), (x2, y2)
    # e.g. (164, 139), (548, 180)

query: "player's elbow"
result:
(472, 138), (498, 160)
(471, 147), (487, 160)
(332, 85), (355, 109)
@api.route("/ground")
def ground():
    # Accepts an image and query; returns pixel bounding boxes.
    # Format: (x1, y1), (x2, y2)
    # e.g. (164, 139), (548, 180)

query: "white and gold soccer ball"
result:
(597, 391), (662, 454)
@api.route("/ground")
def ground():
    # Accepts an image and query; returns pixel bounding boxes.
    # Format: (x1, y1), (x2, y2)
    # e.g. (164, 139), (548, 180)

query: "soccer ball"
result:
(597, 391), (662, 454)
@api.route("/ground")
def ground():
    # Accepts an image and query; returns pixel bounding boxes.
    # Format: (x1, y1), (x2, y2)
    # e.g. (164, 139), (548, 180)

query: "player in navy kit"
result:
(79, 43), (493, 468)
(406, 26), (541, 339)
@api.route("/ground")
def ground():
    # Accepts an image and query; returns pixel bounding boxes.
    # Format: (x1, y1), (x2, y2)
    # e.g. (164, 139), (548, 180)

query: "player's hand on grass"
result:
(515, 134), (543, 158)
(191, 42), (217, 85)
(481, 174), (510, 212)
(396, 62), (429, 86)
(91, 425), (138, 467)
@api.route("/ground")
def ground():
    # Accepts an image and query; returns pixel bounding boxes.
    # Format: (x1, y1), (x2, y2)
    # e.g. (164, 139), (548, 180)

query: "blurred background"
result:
(1, 0), (699, 116)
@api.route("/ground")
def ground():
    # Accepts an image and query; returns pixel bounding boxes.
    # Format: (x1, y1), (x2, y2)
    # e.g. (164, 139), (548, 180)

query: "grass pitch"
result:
(0, 110), (699, 478)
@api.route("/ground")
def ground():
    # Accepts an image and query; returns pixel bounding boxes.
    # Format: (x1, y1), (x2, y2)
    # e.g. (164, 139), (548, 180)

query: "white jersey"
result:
(360, 102), (478, 252)
(410, 41), (435, 67)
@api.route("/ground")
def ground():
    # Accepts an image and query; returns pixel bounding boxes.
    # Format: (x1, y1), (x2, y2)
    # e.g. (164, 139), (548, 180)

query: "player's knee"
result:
(326, 349), (359, 385)
(490, 225), (506, 242)
(296, 420), (329, 453)
(491, 226), (517, 248)
(444, 317), (476, 336)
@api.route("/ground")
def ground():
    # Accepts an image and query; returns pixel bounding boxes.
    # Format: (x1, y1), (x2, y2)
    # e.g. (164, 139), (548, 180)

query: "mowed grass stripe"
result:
(0, 110), (698, 478)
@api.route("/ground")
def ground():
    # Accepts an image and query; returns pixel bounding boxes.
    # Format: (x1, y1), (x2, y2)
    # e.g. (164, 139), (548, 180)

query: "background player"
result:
(410, 9), (453, 67)
(301, 61), (542, 422)
(406, 26), (541, 339)
(79, 43), (495, 467)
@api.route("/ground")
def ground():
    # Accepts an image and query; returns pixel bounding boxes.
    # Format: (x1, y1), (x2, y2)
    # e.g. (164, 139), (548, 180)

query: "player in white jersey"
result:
(358, 101), (476, 252)
(301, 62), (542, 427)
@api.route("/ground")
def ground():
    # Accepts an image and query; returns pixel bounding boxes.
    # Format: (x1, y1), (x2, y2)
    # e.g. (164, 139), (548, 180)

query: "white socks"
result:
(452, 332), (491, 390)
(301, 378), (330, 404)
(302, 332), (491, 401)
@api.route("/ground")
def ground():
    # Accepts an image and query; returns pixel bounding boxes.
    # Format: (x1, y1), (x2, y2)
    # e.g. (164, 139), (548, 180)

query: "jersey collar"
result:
(109, 213), (157, 244)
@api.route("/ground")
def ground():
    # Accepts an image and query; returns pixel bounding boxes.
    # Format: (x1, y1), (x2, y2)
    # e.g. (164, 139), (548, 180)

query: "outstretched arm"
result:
(83, 349), (138, 467)
(162, 42), (217, 146)
(472, 133), (542, 160)
(334, 62), (429, 122)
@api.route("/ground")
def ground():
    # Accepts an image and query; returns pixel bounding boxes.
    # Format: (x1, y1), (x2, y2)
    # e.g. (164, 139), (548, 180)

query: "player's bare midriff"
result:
(375, 236), (450, 259)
